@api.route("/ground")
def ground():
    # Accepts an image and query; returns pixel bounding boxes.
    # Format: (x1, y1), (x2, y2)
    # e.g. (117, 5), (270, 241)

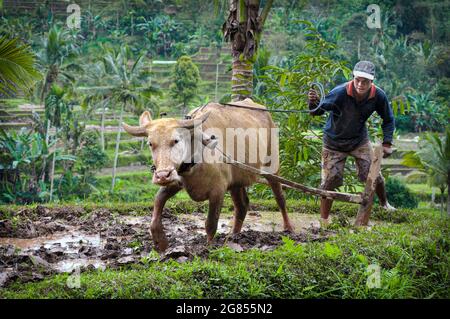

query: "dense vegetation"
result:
(0, 0), (448, 205)
(0, 0), (448, 299)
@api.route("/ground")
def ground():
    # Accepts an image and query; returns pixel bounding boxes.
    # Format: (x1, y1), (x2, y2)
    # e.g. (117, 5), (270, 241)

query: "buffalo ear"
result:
(139, 111), (152, 127)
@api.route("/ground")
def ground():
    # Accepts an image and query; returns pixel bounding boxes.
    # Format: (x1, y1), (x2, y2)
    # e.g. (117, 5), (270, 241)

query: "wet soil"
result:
(0, 205), (333, 288)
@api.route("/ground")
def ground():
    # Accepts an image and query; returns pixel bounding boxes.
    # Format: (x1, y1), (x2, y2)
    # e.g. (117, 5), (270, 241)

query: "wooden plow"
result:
(203, 136), (384, 226)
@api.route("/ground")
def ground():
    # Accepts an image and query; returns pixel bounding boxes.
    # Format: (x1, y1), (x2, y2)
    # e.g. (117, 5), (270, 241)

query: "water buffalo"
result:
(123, 98), (294, 252)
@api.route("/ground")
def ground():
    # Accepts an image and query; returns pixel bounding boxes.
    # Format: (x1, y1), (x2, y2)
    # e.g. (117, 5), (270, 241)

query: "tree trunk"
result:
(215, 63), (219, 102)
(447, 170), (450, 217)
(231, 57), (253, 101)
(49, 151), (56, 202)
(431, 186), (435, 206)
(101, 99), (106, 152)
(41, 120), (52, 183)
(111, 104), (124, 192)
(223, 0), (273, 101)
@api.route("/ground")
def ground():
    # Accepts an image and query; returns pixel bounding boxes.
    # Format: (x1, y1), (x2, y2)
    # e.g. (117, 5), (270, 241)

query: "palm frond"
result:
(0, 36), (40, 96)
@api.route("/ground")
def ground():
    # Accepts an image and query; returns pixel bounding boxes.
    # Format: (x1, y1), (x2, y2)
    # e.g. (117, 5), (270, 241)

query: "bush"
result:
(384, 178), (419, 209)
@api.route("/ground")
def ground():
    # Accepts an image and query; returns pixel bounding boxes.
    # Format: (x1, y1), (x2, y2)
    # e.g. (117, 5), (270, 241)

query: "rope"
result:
(308, 81), (326, 113)
(178, 81), (328, 118)
(221, 81), (327, 114)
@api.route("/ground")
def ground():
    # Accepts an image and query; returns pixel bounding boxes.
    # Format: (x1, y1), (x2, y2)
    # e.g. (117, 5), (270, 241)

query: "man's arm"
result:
(308, 88), (339, 116)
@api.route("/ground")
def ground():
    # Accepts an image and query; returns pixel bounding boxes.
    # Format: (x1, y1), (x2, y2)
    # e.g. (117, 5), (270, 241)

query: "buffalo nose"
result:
(155, 169), (173, 180)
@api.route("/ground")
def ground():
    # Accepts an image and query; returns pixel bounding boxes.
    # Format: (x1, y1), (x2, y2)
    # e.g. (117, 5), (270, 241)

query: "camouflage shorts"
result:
(320, 142), (384, 190)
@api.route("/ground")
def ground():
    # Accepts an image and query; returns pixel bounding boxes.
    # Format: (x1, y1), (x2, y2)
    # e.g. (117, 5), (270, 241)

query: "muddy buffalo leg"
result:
(266, 177), (295, 232)
(230, 186), (250, 234)
(205, 191), (225, 244)
(151, 184), (182, 252)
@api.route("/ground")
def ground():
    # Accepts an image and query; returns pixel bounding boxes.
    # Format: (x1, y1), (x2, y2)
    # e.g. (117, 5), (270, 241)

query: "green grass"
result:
(348, 182), (446, 202)
(100, 149), (150, 168)
(86, 118), (140, 127)
(0, 98), (32, 109)
(87, 171), (192, 203)
(0, 205), (448, 299)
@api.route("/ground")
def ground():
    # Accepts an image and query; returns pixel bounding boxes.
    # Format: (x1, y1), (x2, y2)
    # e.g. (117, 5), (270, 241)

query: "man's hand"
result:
(382, 143), (394, 158)
(308, 89), (319, 104)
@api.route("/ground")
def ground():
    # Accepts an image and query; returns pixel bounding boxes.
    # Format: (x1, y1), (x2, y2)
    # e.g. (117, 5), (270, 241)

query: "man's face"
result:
(353, 77), (372, 95)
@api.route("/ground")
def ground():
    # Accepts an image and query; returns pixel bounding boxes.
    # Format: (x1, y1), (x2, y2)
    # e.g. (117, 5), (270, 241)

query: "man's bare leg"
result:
(320, 197), (333, 225)
(375, 178), (396, 211)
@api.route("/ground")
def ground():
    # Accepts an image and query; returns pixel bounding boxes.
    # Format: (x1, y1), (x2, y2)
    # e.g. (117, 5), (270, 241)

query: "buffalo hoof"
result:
(151, 230), (169, 252)
(284, 224), (295, 233)
(206, 234), (215, 245)
(154, 238), (169, 252)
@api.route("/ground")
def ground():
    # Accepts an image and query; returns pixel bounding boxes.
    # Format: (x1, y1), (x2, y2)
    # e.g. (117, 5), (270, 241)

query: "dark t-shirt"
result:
(309, 81), (395, 152)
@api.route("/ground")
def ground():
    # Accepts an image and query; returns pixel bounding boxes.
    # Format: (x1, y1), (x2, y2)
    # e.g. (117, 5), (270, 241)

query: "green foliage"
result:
(403, 92), (449, 132)
(77, 131), (108, 176)
(259, 21), (352, 189)
(100, 44), (160, 112)
(136, 15), (183, 57)
(44, 84), (72, 129)
(402, 128), (450, 213)
(384, 178), (419, 209)
(0, 35), (40, 96)
(0, 128), (76, 204)
(169, 55), (201, 113)
(37, 24), (82, 101)
(403, 130), (450, 186)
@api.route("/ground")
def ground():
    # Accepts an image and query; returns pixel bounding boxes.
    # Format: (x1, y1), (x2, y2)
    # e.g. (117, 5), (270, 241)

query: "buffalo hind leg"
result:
(266, 177), (295, 232)
(230, 187), (250, 234)
(151, 184), (182, 252)
(205, 191), (225, 244)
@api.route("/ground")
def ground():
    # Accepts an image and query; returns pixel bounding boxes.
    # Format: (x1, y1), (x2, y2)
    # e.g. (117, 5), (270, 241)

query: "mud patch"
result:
(0, 206), (333, 288)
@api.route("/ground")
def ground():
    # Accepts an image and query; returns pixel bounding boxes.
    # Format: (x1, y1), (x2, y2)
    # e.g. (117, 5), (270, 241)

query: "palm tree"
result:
(402, 128), (450, 216)
(37, 25), (81, 102)
(101, 45), (160, 192)
(0, 36), (40, 96)
(76, 60), (113, 152)
(221, 0), (274, 101)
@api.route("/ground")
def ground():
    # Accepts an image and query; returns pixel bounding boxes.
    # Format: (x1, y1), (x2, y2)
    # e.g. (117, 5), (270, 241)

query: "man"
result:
(308, 61), (396, 226)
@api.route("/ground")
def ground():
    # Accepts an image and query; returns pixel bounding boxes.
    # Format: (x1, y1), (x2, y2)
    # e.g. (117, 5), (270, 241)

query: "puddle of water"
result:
(53, 258), (106, 273)
(0, 231), (102, 252)
(0, 269), (13, 286)
(179, 211), (323, 234)
(178, 214), (233, 234)
(119, 215), (148, 226)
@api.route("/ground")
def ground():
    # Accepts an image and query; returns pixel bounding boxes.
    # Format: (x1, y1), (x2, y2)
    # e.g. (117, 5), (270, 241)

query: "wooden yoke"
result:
(354, 144), (384, 226)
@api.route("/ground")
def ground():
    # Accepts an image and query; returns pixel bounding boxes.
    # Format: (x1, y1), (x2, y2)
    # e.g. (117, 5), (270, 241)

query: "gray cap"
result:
(353, 61), (375, 80)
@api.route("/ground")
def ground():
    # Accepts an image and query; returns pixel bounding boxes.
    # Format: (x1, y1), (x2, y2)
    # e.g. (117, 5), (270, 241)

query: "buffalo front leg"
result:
(151, 184), (182, 252)
(205, 191), (225, 244)
(230, 186), (250, 234)
(266, 177), (295, 232)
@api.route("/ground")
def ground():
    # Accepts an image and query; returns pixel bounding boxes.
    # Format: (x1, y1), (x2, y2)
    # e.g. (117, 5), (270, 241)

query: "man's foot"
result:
(381, 202), (396, 211)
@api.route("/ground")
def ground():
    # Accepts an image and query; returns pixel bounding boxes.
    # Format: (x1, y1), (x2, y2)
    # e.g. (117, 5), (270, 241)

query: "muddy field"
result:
(0, 206), (334, 288)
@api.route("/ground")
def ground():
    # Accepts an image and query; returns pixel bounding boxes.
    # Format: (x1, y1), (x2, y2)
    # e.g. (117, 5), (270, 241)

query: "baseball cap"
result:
(353, 61), (375, 80)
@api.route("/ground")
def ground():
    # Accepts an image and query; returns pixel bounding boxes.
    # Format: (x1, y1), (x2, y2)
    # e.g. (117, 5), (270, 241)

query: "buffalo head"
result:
(122, 111), (211, 186)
